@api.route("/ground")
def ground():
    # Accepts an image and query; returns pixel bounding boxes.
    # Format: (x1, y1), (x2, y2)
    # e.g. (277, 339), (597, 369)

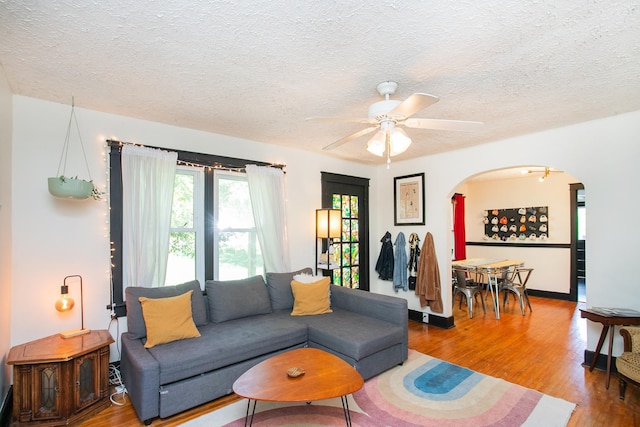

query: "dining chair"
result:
(452, 267), (486, 318)
(500, 267), (534, 315)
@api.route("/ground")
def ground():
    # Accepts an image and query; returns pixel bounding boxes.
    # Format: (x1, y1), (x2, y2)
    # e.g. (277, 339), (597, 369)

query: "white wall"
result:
(9, 96), (374, 361)
(368, 110), (640, 355)
(8, 94), (640, 368)
(0, 65), (13, 410)
(463, 172), (577, 294)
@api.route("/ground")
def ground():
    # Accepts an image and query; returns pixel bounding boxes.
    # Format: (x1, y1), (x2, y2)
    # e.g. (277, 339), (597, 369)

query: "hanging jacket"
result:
(408, 232), (420, 290)
(415, 232), (443, 312)
(375, 231), (394, 281)
(393, 232), (408, 292)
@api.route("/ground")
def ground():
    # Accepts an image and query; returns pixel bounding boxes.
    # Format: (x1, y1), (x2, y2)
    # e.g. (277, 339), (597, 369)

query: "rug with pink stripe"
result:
(183, 350), (575, 426)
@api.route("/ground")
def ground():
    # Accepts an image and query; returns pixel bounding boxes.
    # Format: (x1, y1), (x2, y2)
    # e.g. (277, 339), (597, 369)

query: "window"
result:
(214, 171), (263, 280)
(165, 168), (262, 284)
(165, 166), (205, 286)
(108, 141), (276, 317)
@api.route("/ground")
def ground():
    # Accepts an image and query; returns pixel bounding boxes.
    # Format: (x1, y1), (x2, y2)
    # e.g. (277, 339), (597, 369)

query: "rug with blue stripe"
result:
(184, 350), (575, 426)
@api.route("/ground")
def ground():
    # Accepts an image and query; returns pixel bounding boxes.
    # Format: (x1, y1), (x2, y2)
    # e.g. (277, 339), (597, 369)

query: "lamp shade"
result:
(389, 128), (412, 156)
(316, 209), (341, 238)
(366, 130), (386, 157)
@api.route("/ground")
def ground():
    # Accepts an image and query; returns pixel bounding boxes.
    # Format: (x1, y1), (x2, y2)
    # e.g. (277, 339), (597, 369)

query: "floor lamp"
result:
(316, 209), (341, 270)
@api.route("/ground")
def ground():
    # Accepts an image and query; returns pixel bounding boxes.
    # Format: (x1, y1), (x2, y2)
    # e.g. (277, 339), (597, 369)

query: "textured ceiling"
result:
(1, 1), (639, 164)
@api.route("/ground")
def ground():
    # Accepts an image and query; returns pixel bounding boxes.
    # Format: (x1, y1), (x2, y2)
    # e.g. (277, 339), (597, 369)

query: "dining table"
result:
(452, 258), (525, 319)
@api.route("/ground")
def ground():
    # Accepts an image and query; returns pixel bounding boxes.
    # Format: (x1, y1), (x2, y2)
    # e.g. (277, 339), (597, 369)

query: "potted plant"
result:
(48, 175), (103, 200)
(48, 98), (103, 201)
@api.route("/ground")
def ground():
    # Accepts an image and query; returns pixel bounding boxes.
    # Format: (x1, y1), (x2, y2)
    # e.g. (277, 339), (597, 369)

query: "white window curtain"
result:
(122, 145), (178, 288)
(246, 165), (291, 273)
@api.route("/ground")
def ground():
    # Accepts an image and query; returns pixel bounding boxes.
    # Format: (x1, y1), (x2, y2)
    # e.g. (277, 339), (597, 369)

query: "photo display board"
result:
(483, 206), (548, 241)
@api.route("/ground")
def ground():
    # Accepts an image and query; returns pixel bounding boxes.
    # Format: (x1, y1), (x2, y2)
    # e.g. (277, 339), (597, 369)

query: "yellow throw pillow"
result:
(290, 277), (333, 316)
(139, 290), (201, 348)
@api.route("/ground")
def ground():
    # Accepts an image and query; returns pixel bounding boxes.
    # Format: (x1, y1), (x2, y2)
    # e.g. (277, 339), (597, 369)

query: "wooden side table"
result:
(579, 308), (640, 389)
(7, 330), (114, 426)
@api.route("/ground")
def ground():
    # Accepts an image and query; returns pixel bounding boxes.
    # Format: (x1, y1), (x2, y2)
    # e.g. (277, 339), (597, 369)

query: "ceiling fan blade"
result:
(404, 118), (484, 132)
(322, 126), (378, 151)
(390, 93), (439, 118)
(307, 117), (375, 125)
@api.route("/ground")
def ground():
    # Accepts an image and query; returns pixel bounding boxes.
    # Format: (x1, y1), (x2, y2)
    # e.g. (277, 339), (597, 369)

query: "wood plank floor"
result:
(81, 296), (639, 427)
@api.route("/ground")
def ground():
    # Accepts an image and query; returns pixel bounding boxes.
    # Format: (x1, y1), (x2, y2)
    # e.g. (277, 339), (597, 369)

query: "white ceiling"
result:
(1, 1), (639, 165)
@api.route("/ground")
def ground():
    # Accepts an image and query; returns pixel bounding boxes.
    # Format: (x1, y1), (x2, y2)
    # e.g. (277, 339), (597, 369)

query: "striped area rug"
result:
(182, 350), (575, 426)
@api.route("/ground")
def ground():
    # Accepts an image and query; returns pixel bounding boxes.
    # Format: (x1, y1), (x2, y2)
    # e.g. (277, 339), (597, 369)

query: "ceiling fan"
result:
(309, 81), (483, 163)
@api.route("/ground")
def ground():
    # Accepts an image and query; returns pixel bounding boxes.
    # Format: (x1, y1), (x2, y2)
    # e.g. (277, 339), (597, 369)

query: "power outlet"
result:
(115, 385), (126, 393)
(422, 312), (429, 323)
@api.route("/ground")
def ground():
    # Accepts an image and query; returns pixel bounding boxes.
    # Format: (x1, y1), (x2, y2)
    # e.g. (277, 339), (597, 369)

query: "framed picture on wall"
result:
(394, 173), (425, 225)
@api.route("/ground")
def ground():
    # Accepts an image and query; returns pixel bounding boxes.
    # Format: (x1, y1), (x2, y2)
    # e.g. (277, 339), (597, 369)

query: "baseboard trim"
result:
(0, 385), (12, 427)
(583, 350), (619, 374)
(408, 309), (455, 329)
(527, 289), (574, 301)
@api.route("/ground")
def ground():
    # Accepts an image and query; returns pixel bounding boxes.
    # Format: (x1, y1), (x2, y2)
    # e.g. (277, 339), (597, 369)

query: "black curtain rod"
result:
(106, 139), (286, 172)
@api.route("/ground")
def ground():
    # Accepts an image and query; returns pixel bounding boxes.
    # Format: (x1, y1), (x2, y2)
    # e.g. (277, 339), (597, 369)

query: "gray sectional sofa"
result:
(120, 269), (408, 424)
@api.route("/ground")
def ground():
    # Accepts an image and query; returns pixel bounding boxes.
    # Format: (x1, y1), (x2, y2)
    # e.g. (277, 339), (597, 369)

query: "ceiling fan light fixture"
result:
(389, 128), (412, 156)
(366, 130), (386, 156)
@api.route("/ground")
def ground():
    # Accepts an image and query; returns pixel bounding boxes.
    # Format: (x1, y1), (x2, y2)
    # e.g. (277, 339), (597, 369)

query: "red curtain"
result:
(453, 193), (466, 260)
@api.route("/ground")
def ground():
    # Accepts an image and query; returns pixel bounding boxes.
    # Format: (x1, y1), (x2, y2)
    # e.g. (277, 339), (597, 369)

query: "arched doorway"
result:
(449, 166), (584, 319)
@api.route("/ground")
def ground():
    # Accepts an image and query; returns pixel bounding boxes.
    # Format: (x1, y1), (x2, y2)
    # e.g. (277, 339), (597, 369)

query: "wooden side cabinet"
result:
(7, 330), (114, 426)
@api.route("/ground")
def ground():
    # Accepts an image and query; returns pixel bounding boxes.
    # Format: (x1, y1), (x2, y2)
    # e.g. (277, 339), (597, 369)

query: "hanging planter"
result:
(48, 97), (103, 200)
(48, 176), (95, 199)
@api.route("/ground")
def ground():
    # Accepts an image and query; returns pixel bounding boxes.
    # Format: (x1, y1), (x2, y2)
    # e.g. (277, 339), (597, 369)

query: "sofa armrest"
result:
(120, 332), (160, 423)
(331, 285), (408, 327)
(620, 326), (640, 353)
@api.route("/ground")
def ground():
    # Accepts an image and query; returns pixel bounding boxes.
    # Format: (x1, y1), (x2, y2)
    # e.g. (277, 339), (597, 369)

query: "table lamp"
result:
(55, 275), (90, 338)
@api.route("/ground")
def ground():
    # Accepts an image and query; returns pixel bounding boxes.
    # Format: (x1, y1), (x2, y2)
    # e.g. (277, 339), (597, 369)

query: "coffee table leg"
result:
(341, 395), (352, 427)
(244, 399), (257, 427)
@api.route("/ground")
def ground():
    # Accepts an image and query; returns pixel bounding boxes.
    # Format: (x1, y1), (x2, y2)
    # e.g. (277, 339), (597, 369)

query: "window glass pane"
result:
(351, 196), (358, 218)
(171, 174), (194, 228)
(342, 219), (350, 241)
(351, 266), (359, 289)
(350, 219), (359, 242)
(332, 194), (341, 210)
(342, 267), (351, 287)
(166, 232), (196, 285)
(351, 242), (359, 265)
(341, 243), (351, 266)
(218, 178), (254, 229)
(332, 269), (341, 286)
(218, 231), (264, 280)
(342, 195), (350, 217)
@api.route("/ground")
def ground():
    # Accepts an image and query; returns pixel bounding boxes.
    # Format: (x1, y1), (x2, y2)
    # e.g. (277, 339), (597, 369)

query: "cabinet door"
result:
(32, 363), (63, 421)
(74, 352), (101, 411)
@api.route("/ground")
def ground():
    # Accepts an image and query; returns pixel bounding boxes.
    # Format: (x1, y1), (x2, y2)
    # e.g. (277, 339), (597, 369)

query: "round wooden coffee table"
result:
(232, 347), (364, 426)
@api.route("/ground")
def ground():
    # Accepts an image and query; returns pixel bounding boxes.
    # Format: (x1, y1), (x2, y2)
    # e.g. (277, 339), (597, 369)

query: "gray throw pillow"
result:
(265, 267), (313, 310)
(205, 275), (272, 323)
(125, 280), (207, 339)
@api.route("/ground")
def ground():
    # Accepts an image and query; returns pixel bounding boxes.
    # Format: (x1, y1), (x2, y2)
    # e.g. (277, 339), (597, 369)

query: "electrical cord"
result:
(107, 315), (127, 405)
(109, 363), (127, 405)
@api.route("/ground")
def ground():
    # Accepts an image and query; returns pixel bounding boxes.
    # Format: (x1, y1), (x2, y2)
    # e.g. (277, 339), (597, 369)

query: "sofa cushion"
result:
(139, 290), (201, 348)
(205, 275), (272, 323)
(300, 308), (404, 360)
(290, 276), (333, 316)
(265, 268), (313, 310)
(147, 311), (308, 384)
(126, 280), (207, 340)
